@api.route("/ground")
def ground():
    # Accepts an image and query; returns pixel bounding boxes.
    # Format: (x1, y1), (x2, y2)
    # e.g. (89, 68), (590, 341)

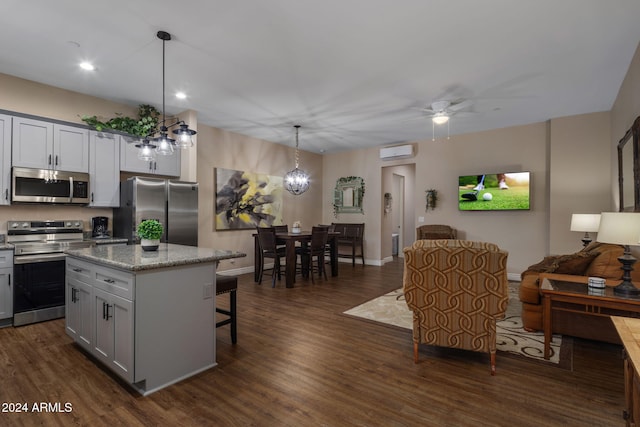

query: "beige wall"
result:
(196, 125), (323, 272)
(549, 112), (611, 254)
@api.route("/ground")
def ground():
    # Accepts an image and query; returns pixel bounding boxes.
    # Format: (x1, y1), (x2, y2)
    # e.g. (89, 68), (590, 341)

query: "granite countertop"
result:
(65, 243), (246, 272)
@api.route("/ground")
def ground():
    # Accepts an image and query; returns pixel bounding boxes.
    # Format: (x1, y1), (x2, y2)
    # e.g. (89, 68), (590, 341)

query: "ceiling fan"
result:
(418, 99), (474, 124)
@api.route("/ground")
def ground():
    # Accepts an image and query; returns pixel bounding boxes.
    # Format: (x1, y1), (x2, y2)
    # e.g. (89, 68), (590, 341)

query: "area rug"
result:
(344, 282), (570, 367)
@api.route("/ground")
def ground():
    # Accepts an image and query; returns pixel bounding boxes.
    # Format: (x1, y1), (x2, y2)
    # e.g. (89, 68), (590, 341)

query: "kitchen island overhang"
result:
(64, 243), (245, 396)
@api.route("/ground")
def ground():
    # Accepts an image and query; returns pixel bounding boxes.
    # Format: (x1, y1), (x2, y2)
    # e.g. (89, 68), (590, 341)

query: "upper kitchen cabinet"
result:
(0, 114), (11, 206)
(89, 131), (120, 207)
(12, 117), (89, 173)
(120, 138), (180, 177)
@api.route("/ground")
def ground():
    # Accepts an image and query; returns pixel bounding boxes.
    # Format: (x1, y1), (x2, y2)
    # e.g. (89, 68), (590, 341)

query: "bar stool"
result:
(216, 274), (238, 344)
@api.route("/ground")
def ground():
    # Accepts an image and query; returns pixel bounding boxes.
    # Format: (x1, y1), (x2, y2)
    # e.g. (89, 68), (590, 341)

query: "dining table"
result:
(253, 230), (340, 288)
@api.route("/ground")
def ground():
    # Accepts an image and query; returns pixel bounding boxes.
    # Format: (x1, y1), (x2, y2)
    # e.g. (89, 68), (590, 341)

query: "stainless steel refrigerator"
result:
(114, 176), (198, 246)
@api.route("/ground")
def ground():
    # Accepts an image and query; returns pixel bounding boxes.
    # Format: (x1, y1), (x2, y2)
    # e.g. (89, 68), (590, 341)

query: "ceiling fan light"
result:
(432, 114), (449, 125)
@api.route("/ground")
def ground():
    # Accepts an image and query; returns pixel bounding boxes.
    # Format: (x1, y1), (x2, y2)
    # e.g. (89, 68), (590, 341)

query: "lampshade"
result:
(570, 214), (601, 232)
(596, 212), (640, 246)
(135, 139), (157, 161)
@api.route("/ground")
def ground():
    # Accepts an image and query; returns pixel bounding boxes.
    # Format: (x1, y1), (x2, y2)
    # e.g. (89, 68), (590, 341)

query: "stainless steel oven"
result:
(8, 220), (94, 326)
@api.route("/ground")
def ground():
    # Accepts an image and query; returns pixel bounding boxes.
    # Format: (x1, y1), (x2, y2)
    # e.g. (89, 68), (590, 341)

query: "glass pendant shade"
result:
(173, 123), (196, 149)
(284, 125), (310, 195)
(432, 114), (449, 125)
(135, 140), (157, 161)
(154, 132), (175, 155)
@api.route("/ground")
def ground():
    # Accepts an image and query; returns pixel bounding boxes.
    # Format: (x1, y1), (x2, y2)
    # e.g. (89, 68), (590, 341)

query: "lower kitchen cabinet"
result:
(0, 250), (13, 322)
(93, 287), (134, 383)
(65, 252), (216, 395)
(65, 276), (93, 352)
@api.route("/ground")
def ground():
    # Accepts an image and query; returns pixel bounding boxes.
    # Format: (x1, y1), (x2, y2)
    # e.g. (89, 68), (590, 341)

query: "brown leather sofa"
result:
(519, 242), (640, 333)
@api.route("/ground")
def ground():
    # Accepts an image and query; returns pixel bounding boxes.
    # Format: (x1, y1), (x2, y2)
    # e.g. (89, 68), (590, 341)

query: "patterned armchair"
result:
(403, 240), (509, 375)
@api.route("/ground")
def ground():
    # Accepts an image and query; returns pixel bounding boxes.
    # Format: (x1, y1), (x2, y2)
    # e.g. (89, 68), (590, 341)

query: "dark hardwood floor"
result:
(0, 259), (627, 426)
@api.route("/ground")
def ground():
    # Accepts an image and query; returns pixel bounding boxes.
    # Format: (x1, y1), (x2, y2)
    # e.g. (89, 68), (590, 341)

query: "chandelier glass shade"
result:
(135, 30), (197, 160)
(432, 113), (449, 125)
(284, 125), (310, 195)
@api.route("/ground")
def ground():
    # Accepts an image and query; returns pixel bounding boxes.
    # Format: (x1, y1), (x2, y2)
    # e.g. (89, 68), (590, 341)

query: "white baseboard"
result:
(507, 272), (521, 282)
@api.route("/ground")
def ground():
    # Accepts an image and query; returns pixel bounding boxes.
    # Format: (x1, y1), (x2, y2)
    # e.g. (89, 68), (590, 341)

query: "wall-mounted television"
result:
(458, 172), (530, 211)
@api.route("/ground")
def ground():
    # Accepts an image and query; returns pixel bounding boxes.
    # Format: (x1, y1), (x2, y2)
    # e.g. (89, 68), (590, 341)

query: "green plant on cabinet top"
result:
(81, 104), (160, 138)
(137, 219), (164, 240)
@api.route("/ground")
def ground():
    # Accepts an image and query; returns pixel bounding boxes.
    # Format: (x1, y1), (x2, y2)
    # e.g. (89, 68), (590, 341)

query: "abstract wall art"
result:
(215, 167), (284, 230)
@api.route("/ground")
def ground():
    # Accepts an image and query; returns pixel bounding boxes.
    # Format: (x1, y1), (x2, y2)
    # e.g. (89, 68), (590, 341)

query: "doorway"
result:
(381, 164), (415, 261)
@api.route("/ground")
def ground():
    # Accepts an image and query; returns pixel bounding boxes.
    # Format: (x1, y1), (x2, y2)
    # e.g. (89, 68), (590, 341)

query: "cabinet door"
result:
(0, 268), (12, 320)
(155, 149), (181, 177)
(120, 138), (155, 174)
(65, 277), (93, 351)
(89, 132), (120, 207)
(0, 114), (11, 205)
(54, 124), (89, 172)
(93, 287), (134, 382)
(12, 117), (53, 169)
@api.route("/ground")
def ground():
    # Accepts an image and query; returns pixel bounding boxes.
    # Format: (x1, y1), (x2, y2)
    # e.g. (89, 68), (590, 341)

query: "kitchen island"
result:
(64, 243), (245, 396)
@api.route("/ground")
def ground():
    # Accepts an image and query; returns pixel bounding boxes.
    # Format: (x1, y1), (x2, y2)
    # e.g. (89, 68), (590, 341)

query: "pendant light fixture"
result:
(284, 125), (310, 195)
(136, 30), (197, 160)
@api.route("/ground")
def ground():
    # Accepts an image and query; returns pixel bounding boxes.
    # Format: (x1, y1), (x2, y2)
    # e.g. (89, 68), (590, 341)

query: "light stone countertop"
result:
(65, 243), (246, 272)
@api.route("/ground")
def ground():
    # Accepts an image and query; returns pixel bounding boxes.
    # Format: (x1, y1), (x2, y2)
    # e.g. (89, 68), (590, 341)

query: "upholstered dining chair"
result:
(402, 239), (509, 375)
(256, 227), (285, 287)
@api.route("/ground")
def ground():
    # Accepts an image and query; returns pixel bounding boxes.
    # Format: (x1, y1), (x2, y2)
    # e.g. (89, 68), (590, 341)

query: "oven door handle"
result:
(14, 253), (66, 264)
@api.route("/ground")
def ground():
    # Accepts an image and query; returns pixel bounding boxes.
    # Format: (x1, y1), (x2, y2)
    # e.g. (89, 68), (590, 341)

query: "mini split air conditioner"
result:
(379, 144), (414, 160)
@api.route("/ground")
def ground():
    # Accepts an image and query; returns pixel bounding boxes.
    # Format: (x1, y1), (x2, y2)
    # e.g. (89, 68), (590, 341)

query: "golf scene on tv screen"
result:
(458, 172), (530, 211)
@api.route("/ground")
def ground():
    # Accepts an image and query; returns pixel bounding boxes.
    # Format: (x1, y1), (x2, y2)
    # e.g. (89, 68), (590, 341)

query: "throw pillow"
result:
(552, 251), (599, 275)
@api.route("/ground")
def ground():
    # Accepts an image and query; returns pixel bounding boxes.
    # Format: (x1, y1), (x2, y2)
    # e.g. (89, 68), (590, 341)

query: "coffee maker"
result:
(91, 216), (109, 238)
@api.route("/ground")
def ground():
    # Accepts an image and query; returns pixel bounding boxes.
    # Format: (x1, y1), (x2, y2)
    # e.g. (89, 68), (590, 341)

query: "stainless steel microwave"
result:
(11, 167), (90, 204)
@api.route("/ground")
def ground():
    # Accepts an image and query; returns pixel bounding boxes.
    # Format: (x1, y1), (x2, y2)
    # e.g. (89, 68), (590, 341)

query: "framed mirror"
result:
(334, 176), (365, 215)
(618, 116), (640, 212)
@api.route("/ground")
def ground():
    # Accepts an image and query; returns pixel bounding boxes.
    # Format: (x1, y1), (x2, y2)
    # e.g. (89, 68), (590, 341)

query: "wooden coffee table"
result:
(540, 276), (640, 359)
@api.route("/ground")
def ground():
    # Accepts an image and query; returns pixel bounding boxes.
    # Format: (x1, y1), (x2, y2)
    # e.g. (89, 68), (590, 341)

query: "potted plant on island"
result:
(137, 219), (163, 251)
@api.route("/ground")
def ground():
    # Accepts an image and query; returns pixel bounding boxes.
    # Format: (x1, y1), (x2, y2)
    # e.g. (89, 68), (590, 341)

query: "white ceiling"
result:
(1, 0), (639, 153)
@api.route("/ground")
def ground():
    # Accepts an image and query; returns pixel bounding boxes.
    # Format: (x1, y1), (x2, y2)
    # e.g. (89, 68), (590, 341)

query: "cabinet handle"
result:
(48, 154), (52, 166)
(71, 287), (77, 303)
(149, 161), (153, 171)
(55, 155), (59, 166)
(103, 278), (115, 284)
(4, 188), (7, 200)
(102, 301), (107, 320)
(105, 304), (112, 320)
(7, 274), (10, 286)
(72, 268), (82, 272)
(154, 161), (157, 171)
(91, 193), (94, 203)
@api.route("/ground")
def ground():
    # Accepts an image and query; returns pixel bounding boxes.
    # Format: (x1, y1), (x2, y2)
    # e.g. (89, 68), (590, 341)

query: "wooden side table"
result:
(540, 277), (640, 360)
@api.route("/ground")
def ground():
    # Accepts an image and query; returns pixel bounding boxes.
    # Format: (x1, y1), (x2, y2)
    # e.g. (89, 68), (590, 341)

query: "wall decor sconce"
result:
(384, 192), (392, 215)
(426, 189), (438, 211)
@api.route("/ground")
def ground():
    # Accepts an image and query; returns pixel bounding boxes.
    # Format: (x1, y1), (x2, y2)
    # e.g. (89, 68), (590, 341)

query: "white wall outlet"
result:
(418, 216), (425, 223)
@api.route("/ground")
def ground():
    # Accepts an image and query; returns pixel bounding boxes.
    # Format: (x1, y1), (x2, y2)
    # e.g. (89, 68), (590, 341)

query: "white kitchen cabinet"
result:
(89, 131), (120, 207)
(65, 276), (93, 352)
(0, 114), (11, 205)
(120, 138), (180, 177)
(12, 117), (89, 172)
(93, 287), (134, 383)
(0, 250), (13, 322)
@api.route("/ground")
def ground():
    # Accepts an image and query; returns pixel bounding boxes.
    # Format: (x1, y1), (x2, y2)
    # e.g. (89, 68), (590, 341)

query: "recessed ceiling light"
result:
(175, 92), (187, 99)
(79, 62), (95, 71)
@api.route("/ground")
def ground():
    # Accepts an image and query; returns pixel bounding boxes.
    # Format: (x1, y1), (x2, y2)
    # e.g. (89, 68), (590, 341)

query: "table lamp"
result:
(570, 214), (601, 247)
(596, 212), (640, 296)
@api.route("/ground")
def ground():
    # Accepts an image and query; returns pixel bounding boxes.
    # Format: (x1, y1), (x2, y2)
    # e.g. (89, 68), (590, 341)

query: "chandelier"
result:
(284, 125), (310, 195)
(135, 31), (197, 161)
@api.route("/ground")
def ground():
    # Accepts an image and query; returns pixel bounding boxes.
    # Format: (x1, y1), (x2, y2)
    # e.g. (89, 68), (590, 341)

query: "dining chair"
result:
(300, 226), (329, 283)
(256, 227), (285, 287)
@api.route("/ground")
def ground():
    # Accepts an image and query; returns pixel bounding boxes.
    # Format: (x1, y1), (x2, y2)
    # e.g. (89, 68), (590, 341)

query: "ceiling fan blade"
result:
(448, 99), (473, 112)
